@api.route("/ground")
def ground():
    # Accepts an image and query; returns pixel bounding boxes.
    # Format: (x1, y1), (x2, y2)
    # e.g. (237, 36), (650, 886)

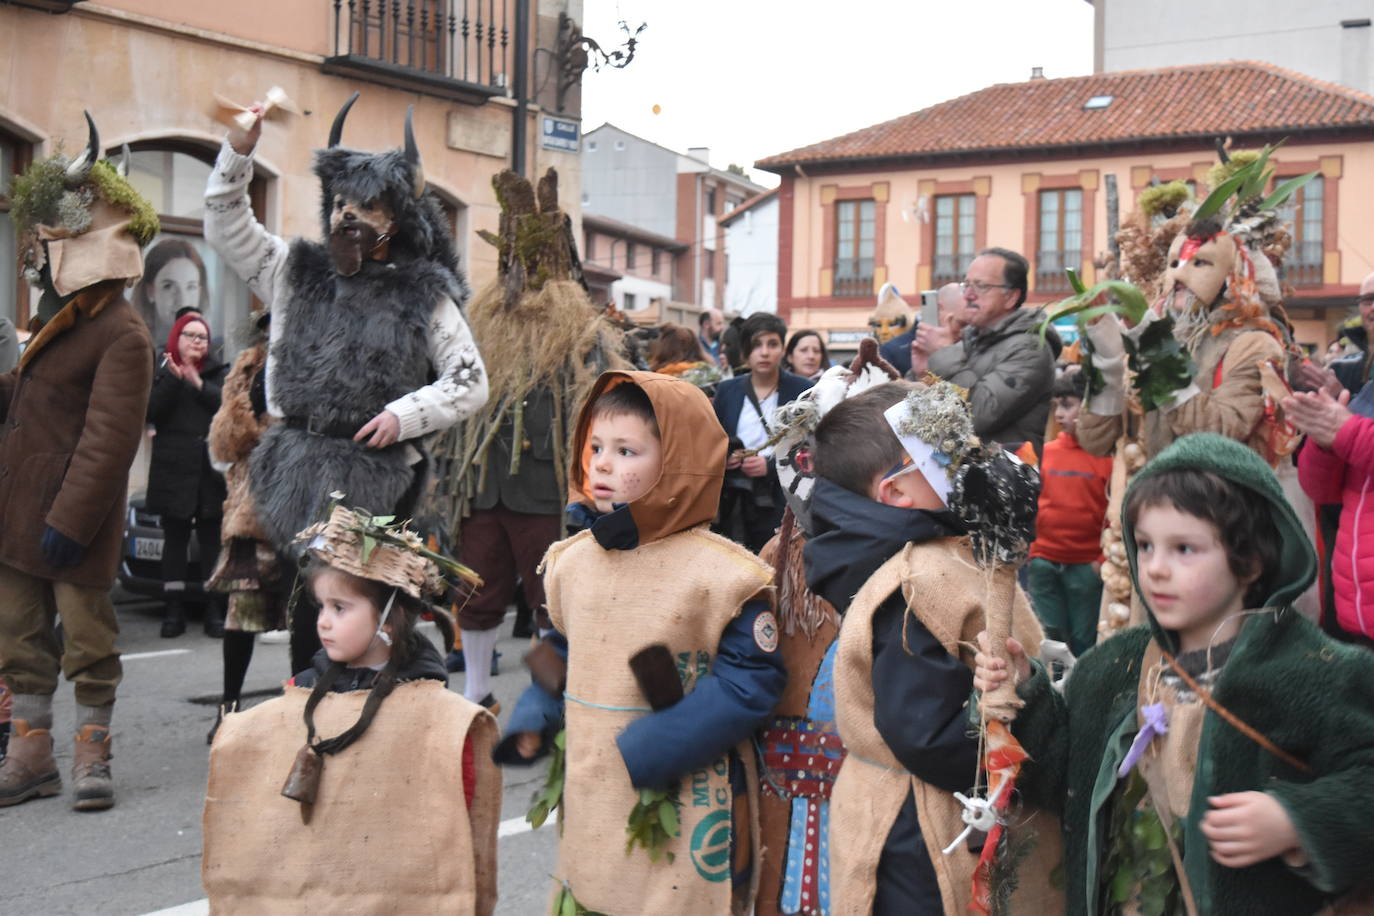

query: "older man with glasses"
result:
(926, 247), (1059, 456)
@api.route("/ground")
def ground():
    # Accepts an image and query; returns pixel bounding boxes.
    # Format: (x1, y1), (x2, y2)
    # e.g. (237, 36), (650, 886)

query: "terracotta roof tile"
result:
(719, 187), (777, 225)
(756, 61), (1374, 170)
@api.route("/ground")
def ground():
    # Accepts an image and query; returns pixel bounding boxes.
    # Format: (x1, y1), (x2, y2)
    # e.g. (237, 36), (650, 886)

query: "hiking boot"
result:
(71, 725), (114, 811)
(0, 719), (61, 807)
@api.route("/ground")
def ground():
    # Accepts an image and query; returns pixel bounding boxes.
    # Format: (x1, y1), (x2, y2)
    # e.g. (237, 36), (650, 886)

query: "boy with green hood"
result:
(976, 432), (1374, 915)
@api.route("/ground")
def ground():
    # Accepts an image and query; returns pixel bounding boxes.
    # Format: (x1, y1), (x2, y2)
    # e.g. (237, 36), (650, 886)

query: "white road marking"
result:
(140, 816), (543, 914)
(122, 649), (193, 661)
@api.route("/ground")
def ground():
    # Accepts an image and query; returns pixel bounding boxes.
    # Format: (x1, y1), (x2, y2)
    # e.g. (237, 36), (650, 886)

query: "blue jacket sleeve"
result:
(616, 599), (786, 790)
(871, 591), (980, 794)
(493, 631), (567, 766)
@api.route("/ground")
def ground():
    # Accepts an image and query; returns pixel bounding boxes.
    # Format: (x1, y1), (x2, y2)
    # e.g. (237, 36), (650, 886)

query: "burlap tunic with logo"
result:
(829, 538), (1064, 915)
(203, 680), (500, 915)
(543, 525), (774, 915)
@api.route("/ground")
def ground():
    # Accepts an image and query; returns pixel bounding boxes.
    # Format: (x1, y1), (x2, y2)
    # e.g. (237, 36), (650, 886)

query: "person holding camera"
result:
(712, 313), (811, 551)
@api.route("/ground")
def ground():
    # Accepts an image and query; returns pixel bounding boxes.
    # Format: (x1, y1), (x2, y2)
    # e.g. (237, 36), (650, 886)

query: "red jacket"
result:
(1029, 432), (1113, 565)
(1297, 416), (1374, 638)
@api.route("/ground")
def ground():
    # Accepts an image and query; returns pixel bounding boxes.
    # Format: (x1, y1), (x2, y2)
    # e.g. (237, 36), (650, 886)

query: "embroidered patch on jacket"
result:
(754, 611), (779, 652)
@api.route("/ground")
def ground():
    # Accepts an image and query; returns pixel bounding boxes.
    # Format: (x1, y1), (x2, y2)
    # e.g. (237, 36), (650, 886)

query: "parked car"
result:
(118, 493), (204, 605)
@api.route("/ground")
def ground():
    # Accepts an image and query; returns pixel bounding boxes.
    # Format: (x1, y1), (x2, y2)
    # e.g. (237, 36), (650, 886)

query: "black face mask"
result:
(36, 249), (77, 325)
(328, 221), (387, 277)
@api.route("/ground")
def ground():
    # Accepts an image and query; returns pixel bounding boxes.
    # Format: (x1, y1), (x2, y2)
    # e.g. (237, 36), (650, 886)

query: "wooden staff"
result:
(980, 566), (1024, 724)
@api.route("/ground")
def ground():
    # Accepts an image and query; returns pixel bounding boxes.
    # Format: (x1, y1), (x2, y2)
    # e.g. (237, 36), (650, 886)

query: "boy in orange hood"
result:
(495, 370), (785, 915)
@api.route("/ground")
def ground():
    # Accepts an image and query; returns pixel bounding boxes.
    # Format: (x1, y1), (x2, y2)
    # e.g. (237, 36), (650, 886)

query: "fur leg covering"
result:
(248, 425), (418, 554)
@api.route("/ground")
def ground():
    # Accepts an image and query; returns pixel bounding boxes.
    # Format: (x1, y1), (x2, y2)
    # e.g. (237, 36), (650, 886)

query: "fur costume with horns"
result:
(204, 94), (489, 554)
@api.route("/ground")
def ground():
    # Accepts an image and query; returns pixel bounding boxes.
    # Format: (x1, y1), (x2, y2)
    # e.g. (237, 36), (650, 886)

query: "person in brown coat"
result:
(0, 115), (157, 811)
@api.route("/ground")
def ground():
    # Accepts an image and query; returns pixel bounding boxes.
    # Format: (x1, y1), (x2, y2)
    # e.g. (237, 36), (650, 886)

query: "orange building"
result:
(0, 0), (590, 348)
(757, 61), (1374, 352)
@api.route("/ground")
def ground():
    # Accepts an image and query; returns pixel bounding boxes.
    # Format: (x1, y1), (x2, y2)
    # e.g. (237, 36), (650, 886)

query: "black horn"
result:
(328, 92), (360, 148)
(404, 105), (424, 198)
(65, 110), (100, 185)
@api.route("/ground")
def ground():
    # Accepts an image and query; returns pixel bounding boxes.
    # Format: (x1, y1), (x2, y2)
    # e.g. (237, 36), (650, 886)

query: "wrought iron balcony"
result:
(1035, 249), (1074, 295)
(324, 0), (510, 105)
(833, 258), (874, 298)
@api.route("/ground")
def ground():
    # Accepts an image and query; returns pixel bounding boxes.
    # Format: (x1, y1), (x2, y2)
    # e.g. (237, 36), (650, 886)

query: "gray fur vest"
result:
(249, 241), (449, 551)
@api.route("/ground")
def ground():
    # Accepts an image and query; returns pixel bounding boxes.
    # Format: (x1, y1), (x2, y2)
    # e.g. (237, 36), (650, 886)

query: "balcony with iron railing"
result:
(324, 0), (512, 104)
(1034, 249), (1075, 295)
(933, 252), (973, 287)
(1286, 240), (1324, 287)
(833, 258), (874, 298)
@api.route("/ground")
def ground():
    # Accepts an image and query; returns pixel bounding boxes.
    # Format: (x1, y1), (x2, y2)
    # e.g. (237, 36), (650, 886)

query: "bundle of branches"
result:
(428, 168), (627, 536)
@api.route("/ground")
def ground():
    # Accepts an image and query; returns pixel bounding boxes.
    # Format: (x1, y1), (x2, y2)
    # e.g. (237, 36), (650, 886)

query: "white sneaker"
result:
(258, 629), (290, 644)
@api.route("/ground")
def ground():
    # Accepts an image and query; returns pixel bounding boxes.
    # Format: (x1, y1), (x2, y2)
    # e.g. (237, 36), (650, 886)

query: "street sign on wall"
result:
(541, 116), (579, 152)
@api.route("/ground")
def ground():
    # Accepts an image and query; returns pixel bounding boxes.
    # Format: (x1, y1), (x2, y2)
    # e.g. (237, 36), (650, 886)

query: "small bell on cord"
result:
(281, 744), (323, 805)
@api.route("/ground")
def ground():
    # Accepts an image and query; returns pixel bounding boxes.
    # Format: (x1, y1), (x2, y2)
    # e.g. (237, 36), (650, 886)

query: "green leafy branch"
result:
(551, 879), (607, 916)
(625, 784), (682, 863)
(1193, 142), (1317, 225)
(1104, 770), (1184, 916)
(527, 729), (566, 831)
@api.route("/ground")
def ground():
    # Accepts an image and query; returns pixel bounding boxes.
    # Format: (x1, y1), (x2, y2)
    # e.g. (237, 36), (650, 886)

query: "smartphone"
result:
(919, 289), (940, 327)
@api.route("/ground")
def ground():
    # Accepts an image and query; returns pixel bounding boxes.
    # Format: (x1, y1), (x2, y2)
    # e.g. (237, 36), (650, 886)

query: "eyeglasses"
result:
(960, 280), (1012, 297)
(180, 331), (209, 343)
(1357, 294), (1374, 307)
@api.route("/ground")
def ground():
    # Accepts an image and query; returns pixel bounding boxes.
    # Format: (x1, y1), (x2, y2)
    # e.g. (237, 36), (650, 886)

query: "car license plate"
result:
(134, 537), (163, 561)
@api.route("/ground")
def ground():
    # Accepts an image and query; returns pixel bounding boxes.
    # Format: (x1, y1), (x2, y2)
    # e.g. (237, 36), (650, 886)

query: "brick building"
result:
(757, 61), (1374, 353)
(581, 123), (766, 313)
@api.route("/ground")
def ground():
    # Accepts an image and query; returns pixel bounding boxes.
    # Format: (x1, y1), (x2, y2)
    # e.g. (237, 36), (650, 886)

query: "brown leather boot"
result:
(0, 719), (61, 806)
(71, 724), (114, 811)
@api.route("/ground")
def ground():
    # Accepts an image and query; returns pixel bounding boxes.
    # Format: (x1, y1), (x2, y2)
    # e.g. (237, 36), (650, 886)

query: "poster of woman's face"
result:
(135, 236), (211, 348)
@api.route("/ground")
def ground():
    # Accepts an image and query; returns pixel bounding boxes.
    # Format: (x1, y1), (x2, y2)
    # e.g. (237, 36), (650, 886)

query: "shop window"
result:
(0, 131), (33, 328)
(125, 146), (264, 356)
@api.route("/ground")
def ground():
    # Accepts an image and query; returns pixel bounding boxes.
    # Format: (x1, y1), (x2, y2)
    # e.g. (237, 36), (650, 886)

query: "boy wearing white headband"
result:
(803, 380), (1061, 914)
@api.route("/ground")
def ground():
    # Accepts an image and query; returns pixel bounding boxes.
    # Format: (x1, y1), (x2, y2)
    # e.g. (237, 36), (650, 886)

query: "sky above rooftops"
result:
(581, 0), (1096, 188)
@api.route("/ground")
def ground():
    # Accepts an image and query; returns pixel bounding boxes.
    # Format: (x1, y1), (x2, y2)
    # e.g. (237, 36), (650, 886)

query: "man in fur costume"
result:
(429, 167), (624, 708)
(1063, 149), (1311, 639)
(203, 94), (489, 563)
(0, 114), (156, 810)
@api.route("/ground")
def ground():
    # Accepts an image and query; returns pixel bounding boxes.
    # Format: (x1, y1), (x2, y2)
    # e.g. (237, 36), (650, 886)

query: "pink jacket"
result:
(1298, 415), (1374, 638)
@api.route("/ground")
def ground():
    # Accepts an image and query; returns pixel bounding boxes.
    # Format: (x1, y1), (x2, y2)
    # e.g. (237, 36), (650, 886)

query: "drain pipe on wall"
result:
(511, 0), (531, 176)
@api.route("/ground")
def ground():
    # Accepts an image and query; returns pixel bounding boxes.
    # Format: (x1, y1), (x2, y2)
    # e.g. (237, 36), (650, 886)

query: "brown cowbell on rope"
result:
(281, 745), (323, 806)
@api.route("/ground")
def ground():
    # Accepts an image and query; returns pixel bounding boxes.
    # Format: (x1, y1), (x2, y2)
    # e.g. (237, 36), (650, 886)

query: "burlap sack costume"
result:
(829, 539), (1064, 915)
(541, 370), (775, 915)
(755, 524), (842, 916)
(203, 681), (499, 914)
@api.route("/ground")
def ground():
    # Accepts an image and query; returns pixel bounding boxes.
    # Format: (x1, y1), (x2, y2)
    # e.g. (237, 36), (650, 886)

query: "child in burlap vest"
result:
(203, 506), (500, 915)
(496, 372), (786, 915)
(805, 381), (1062, 915)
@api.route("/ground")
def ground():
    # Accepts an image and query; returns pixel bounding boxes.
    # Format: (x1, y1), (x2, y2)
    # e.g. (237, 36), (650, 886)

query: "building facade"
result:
(720, 188), (778, 316)
(1093, 0), (1373, 95)
(757, 61), (1374, 354)
(581, 123), (765, 311)
(1, 0), (591, 493)
(0, 0), (588, 353)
